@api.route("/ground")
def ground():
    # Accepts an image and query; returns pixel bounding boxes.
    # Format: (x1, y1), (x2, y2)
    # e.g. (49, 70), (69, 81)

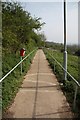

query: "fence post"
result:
(54, 60), (55, 73)
(73, 85), (78, 110)
(21, 56), (22, 75)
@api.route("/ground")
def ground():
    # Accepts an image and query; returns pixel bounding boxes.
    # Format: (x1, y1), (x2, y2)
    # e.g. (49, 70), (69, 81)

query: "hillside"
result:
(2, 2), (45, 111)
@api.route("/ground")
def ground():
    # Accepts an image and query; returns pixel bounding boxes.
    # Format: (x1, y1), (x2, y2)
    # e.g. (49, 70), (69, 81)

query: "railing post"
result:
(21, 56), (22, 75)
(73, 85), (78, 110)
(51, 50), (55, 73)
(54, 60), (55, 73)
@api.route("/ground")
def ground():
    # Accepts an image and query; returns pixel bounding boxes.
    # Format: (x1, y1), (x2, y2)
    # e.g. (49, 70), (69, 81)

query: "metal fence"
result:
(46, 48), (80, 110)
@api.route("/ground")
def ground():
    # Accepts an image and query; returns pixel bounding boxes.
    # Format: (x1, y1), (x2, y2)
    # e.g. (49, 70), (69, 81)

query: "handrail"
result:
(45, 48), (80, 110)
(46, 49), (80, 87)
(0, 48), (37, 83)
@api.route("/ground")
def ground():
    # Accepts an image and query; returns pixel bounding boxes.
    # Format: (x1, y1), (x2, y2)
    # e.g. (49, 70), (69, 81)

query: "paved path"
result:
(4, 50), (73, 119)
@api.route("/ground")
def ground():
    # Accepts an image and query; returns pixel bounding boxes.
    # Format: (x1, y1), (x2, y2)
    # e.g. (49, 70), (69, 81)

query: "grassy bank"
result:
(2, 2), (45, 114)
(43, 48), (80, 117)
(2, 48), (37, 111)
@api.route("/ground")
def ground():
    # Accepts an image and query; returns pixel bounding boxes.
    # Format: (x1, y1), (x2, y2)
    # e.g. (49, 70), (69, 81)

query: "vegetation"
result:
(2, 2), (45, 111)
(45, 41), (79, 56)
(75, 49), (80, 56)
(44, 48), (80, 117)
(2, 1), (80, 117)
(2, 2), (45, 53)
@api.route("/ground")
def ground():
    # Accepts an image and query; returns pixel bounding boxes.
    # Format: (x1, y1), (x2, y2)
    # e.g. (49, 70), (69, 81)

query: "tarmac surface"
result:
(4, 49), (73, 119)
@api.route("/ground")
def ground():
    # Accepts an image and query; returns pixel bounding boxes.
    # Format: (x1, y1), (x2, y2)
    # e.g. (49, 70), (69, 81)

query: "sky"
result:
(2, 0), (79, 45)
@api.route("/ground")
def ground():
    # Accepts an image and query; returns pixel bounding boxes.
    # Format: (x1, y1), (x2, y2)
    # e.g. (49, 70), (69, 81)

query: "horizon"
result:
(45, 40), (79, 46)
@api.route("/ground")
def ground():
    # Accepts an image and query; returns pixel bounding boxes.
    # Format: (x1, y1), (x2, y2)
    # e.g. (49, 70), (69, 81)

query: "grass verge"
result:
(43, 48), (80, 118)
(2, 48), (37, 112)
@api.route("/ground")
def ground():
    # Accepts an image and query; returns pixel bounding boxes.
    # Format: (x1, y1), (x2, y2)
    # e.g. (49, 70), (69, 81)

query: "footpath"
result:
(4, 50), (73, 119)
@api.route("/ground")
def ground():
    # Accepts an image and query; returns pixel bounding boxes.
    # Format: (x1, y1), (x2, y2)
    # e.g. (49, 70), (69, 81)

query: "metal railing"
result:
(0, 48), (37, 83)
(46, 48), (80, 110)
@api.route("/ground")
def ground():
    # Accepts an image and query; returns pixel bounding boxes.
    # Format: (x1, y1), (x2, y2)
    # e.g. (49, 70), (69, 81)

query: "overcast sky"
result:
(2, 0), (79, 45)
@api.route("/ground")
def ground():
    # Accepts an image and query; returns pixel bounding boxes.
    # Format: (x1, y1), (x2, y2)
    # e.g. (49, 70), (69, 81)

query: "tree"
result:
(75, 49), (80, 56)
(2, 2), (45, 53)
